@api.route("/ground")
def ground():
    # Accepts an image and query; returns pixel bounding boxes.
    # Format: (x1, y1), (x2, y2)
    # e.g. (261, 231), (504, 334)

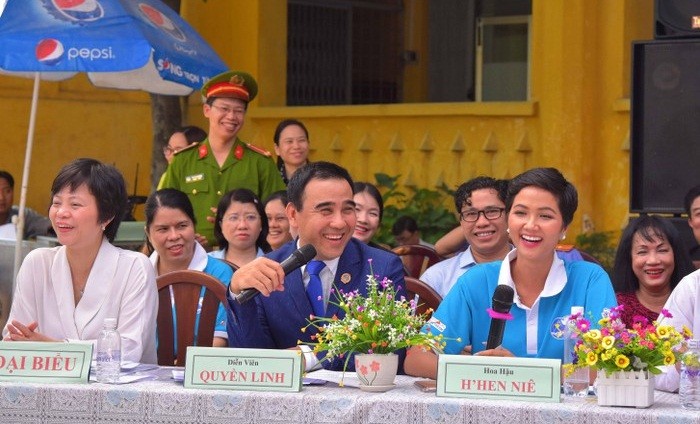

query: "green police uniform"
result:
(161, 137), (285, 245)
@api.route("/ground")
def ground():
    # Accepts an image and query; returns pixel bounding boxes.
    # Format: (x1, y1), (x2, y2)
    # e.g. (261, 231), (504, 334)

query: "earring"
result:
(506, 228), (510, 234)
(101, 225), (106, 231)
(560, 233), (566, 240)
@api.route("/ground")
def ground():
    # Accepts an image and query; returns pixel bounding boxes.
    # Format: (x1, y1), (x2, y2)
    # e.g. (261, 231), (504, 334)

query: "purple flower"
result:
(660, 309), (673, 319)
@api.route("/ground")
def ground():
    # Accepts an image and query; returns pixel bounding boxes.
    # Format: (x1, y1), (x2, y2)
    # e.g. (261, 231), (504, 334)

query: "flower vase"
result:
(354, 353), (398, 392)
(596, 370), (655, 408)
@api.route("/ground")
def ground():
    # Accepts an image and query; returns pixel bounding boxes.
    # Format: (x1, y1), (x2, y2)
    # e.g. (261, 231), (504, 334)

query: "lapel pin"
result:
(340, 273), (351, 284)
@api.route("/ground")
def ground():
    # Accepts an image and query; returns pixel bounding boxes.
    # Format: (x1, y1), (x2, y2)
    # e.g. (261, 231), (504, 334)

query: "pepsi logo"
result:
(43, 0), (104, 23)
(138, 3), (186, 42)
(36, 39), (65, 66)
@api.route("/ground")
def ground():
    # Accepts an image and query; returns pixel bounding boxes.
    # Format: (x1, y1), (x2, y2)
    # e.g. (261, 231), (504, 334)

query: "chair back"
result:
(391, 244), (443, 277)
(156, 270), (228, 366)
(578, 250), (602, 266)
(403, 276), (442, 317)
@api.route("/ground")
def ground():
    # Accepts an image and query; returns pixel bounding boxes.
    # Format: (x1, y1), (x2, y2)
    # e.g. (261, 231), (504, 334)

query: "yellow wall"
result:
(0, 0), (654, 240)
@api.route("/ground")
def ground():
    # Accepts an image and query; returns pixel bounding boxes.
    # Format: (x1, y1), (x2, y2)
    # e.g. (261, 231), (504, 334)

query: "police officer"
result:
(161, 71), (285, 246)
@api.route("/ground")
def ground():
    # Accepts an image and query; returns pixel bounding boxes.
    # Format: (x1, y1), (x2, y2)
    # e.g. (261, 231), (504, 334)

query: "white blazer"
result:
(3, 238), (158, 364)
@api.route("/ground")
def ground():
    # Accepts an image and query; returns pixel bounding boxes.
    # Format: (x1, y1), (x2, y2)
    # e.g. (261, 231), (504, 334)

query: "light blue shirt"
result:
(425, 249), (617, 360)
(420, 247), (478, 298)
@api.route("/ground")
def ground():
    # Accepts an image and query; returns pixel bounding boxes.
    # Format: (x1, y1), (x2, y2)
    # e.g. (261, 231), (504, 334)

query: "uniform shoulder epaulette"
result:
(245, 142), (272, 157)
(174, 142), (200, 155)
(555, 243), (576, 252)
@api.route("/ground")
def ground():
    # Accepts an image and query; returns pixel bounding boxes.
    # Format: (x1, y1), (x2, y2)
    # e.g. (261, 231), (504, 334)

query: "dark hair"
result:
(684, 184), (700, 216)
(287, 161), (354, 211)
(145, 188), (196, 229)
(264, 190), (289, 209)
(353, 182), (384, 221)
(0, 170), (14, 188)
(178, 126), (207, 144)
(50, 158), (126, 242)
(506, 167), (578, 227)
(454, 176), (508, 212)
(392, 215), (418, 236)
(273, 119), (309, 169)
(612, 215), (695, 293)
(214, 188), (271, 253)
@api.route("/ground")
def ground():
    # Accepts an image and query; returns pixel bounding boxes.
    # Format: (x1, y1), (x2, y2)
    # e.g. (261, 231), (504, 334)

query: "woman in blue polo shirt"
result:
(405, 167), (617, 379)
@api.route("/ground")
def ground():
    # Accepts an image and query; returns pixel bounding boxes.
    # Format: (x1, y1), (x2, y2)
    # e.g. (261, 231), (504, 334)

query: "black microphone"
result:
(235, 244), (317, 304)
(485, 284), (515, 350)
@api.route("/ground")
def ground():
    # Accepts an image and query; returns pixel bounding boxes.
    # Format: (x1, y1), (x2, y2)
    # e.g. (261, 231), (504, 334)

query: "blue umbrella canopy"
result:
(0, 0), (229, 281)
(0, 0), (227, 94)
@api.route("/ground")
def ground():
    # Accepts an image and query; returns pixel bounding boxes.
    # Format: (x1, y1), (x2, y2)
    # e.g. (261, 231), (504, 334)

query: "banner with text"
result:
(184, 347), (303, 392)
(437, 354), (561, 402)
(0, 341), (92, 383)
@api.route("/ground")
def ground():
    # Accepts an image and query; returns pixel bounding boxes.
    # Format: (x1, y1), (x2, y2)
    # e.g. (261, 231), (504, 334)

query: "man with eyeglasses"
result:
(420, 176), (511, 298)
(161, 70), (285, 247)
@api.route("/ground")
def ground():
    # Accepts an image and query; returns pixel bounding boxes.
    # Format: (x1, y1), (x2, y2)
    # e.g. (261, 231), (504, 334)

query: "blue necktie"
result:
(306, 260), (326, 317)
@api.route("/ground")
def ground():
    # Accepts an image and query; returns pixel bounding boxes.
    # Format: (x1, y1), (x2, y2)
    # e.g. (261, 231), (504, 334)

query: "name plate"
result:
(184, 347), (302, 392)
(0, 341), (92, 383)
(436, 354), (561, 403)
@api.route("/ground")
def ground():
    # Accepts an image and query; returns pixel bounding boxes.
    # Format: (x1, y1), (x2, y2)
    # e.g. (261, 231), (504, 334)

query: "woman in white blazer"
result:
(2, 158), (158, 364)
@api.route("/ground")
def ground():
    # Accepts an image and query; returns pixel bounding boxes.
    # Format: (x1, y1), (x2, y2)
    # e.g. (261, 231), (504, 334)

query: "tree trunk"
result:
(149, 0), (183, 193)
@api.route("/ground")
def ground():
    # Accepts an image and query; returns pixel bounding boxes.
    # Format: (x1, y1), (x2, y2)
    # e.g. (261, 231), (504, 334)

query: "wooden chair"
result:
(403, 276), (442, 317)
(391, 244), (444, 278)
(156, 270), (228, 366)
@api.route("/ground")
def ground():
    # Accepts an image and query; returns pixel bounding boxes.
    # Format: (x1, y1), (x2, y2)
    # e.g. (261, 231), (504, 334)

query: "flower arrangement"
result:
(564, 305), (693, 376)
(300, 260), (448, 371)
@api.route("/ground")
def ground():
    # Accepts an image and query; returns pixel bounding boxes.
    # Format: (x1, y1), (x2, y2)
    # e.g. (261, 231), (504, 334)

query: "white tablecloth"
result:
(0, 370), (697, 423)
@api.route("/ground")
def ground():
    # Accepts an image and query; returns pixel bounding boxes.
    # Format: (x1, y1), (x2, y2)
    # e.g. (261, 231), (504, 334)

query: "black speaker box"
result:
(655, 0), (700, 39)
(630, 39), (700, 214)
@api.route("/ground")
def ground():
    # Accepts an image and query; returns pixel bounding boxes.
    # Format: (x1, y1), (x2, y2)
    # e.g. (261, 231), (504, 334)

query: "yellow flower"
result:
(615, 354), (630, 369)
(598, 317), (610, 326)
(601, 335), (615, 350)
(586, 329), (602, 341)
(682, 325), (693, 339)
(656, 325), (671, 339)
(664, 353), (675, 366)
(586, 351), (598, 366)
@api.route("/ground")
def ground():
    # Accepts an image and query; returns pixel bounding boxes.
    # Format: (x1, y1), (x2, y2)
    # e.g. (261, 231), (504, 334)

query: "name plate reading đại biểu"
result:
(437, 354), (561, 403)
(184, 347), (303, 392)
(0, 341), (92, 383)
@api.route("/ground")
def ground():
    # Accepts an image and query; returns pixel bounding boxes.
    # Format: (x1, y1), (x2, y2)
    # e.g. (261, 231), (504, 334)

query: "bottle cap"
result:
(104, 318), (118, 329)
(570, 306), (584, 315)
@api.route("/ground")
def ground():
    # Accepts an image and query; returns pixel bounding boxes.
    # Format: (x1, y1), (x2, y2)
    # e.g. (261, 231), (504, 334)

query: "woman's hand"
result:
(475, 346), (515, 357)
(4, 320), (60, 342)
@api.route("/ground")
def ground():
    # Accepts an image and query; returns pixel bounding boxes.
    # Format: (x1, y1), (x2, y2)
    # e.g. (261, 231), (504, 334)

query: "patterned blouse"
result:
(615, 291), (660, 327)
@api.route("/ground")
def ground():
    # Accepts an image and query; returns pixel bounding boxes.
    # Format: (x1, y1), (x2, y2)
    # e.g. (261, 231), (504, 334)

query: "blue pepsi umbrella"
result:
(0, 0), (228, 279)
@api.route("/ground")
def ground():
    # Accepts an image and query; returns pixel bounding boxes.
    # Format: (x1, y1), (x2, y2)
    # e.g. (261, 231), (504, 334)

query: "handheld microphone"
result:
(235, 244), (317, 304)
(485, 284), (515, 350)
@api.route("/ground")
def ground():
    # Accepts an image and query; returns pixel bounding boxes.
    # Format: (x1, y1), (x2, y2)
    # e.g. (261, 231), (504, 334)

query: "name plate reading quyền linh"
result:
(436, 354), (561, 403)
(0, 341), (92, 383)
(184, 347), (303, 392)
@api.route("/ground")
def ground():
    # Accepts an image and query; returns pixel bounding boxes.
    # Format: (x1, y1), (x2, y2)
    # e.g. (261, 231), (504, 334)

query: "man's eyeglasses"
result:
(210, 104), (245, 117)
(459, 208), (505, 222)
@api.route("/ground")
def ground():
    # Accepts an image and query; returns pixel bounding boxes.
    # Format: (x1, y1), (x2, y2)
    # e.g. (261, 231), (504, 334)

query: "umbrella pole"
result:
(13, 72), (41, 291)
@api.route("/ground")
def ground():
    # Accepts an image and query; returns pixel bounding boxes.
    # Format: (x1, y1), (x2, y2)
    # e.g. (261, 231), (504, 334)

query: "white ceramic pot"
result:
(596, 369), (655, 408)
(354, 353), (399, 392)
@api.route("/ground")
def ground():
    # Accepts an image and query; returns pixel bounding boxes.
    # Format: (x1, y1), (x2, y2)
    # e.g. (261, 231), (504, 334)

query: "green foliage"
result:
(372, 173), (457, 247)
(574, 231), (618, 274)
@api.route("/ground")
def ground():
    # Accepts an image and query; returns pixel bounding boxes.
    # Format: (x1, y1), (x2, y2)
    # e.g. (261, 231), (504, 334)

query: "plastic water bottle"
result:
(563, 306), (589, 397)
(680, 339), (700, 410)
(95, 318), (121, 383)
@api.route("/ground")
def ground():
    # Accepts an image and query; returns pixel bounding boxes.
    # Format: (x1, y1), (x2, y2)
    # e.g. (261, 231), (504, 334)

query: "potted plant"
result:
(565, 305), (693, 408)
(301, 259), (449, 392)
